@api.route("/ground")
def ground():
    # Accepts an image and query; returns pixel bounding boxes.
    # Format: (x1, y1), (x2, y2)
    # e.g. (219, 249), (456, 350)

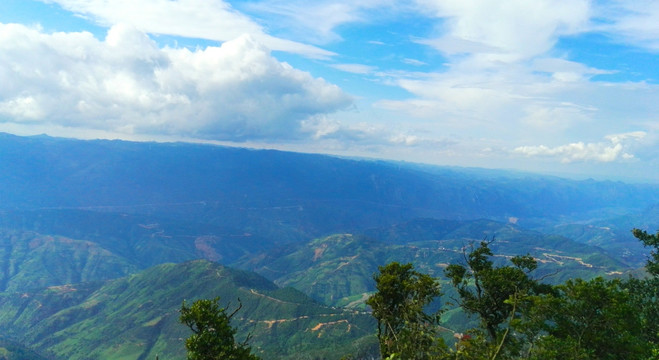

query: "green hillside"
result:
(542, 204), (659, 268)
(236, 219), (630, 309)
(0, 260), (376, 360)
(0, 229), (137, 292)
(0, 338), (48, 360)
(0, 209), (294, 266)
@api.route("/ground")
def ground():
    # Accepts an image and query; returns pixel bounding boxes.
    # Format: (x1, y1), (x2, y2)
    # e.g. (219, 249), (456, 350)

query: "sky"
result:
(0, 0), (658, 182)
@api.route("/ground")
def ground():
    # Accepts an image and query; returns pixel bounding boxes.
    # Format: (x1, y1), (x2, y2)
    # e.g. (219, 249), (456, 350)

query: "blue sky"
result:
(1, 0), (658, 181)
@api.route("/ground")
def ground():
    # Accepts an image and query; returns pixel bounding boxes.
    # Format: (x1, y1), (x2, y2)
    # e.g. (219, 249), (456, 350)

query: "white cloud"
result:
(330, 63), (376, 74)
(594, 1), (659, 51)
(402, 58), (427, 66)
(605, 131), (647, 144)
(299, 112), (453, 150)
(375, 62), (659, 162)
(416, 0), (590, 62)
(531, 58), (613, 82)
(369, 1), (607, 143)
(0, 23), (352, 141)
(514, 143), (627, 163)
(520, 103), (594, 132)
(40, 0), (334, 58)
(389, 133), (420, 146)
(513, 132), (647, 163)
(244, 1), (359, 44)
(0, 96), (45, 120)
(377, 67), (536, 131)
(372, 0), (659, 160)
(244, 0), (401, 44)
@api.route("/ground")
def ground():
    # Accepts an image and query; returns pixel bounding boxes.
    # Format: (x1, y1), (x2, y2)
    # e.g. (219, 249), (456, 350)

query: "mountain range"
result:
(0, 132), (657, 358)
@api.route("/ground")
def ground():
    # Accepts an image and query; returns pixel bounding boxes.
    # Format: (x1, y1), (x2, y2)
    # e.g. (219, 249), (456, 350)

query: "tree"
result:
(179, 297), (260, 360)
(366, 262), (445, 359)
(443, 240), (553, 359)
(628, 228), (659, 354)
(530, 277), (649, 360)
(632, 228), (659, 276)
(622, 276), (659, 346)
(444, 240), (549, 342)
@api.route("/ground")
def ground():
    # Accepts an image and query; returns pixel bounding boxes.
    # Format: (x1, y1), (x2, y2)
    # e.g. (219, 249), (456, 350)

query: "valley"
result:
(0, 133), (657, 359)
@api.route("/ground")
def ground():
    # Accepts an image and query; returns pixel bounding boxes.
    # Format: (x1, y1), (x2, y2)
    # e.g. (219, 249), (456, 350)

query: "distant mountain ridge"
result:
(1, 132), (655, 272)
(1, 132), (658, 235)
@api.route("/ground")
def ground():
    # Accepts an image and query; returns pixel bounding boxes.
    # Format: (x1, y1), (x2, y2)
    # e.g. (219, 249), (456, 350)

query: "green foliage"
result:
(444, 240), (549, 345)
(622, 277), (659, 345)
(366, 262), (445, 359)
(632, 228), (659, 276)
(440, 237), (657, 360)
(180, 297), (259, 360)
(528, 335), (592, 360)
(529, 277), (649, 360)
(627, 227), (659, 354)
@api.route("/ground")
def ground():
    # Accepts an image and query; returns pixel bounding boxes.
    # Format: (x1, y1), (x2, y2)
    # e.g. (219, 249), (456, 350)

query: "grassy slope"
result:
(0, 260), (376, 360)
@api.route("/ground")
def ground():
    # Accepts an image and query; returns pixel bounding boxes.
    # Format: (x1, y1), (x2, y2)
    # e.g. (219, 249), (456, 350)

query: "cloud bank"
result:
(0, 23), (352, 141)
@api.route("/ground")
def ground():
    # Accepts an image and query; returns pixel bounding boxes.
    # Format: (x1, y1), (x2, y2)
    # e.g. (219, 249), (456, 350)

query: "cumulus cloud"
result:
(0, 23), (352, 141)
(513, 132), (646, 163)
(40, 0), (334, 58)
